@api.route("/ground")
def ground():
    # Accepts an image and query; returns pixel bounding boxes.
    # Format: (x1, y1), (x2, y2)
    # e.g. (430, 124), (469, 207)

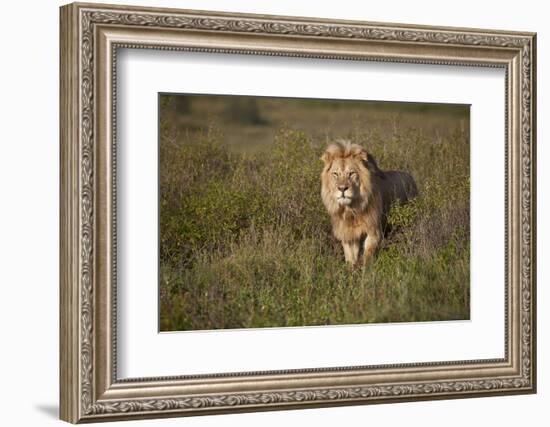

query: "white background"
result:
(118, 50), (505, 377)
(0, 0), (546, 426)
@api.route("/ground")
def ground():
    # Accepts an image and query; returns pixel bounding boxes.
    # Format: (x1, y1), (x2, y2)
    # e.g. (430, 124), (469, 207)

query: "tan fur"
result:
(320, 140), (418, 265)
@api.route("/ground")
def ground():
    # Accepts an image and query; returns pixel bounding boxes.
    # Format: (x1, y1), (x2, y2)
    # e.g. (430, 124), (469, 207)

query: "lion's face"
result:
(326, 158), (362, 206)
(321, 142), (376, 216)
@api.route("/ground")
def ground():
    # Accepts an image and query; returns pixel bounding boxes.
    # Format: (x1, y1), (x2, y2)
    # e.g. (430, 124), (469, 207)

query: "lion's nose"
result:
(338, 185), (349, 193)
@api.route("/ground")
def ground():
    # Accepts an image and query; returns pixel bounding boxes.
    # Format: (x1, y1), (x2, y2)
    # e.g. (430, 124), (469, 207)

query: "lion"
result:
(320, 140), (418, 266)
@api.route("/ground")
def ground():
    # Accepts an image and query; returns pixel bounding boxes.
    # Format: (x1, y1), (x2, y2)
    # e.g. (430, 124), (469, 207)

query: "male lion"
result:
(320, 140), (417, 266)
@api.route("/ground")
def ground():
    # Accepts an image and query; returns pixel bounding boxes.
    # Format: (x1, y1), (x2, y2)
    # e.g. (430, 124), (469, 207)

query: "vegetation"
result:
(159, 95), (470, 331)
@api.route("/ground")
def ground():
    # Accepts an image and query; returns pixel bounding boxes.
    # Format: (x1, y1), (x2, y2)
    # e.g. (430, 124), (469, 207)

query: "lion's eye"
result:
(332, 172), (338, 178)
(348, 171), (356, 177)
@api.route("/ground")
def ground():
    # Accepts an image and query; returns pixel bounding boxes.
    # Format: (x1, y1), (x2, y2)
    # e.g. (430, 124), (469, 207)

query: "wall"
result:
(0, 0), (545, 426)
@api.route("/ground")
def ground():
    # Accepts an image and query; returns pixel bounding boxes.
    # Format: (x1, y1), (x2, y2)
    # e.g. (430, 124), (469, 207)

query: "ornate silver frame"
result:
(60, 2), (536, 423)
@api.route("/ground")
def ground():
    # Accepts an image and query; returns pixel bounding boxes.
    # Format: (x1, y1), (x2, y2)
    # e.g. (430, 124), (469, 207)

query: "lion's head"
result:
(320, 141), (383, 215)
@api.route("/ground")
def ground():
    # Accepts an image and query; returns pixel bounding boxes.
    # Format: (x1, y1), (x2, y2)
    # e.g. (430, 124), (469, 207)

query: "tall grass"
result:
(159, 97), (470, 331)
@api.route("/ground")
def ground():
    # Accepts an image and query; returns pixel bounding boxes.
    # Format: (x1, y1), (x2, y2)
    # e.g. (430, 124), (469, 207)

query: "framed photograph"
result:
(60, 2), (537, 423)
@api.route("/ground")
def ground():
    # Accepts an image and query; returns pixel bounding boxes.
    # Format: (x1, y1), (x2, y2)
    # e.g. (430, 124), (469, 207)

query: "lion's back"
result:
(383, 170), (418, 205)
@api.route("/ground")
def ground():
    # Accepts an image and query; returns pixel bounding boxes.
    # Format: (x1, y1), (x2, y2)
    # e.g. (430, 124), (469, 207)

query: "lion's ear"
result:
(320, 151), (332, 165)
(354, 148), (369, 163)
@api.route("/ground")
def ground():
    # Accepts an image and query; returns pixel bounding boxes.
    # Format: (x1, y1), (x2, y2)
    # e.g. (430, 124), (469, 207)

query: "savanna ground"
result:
(159, 94), (470, 331)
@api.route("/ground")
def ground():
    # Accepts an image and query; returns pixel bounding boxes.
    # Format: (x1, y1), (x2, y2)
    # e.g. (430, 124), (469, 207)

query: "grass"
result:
(159, 95), (470, 331)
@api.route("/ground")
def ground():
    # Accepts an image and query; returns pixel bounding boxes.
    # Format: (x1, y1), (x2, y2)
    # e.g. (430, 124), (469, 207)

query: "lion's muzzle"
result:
(336, 186), (353, 205)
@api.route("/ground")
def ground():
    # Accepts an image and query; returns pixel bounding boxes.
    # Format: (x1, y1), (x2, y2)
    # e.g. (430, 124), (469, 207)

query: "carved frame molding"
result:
(60, 2), (536, 423)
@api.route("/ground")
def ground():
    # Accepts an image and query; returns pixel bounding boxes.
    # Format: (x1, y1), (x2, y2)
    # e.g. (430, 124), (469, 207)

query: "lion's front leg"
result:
(342, 240), (360, 266)
(362, 229), (382, 264)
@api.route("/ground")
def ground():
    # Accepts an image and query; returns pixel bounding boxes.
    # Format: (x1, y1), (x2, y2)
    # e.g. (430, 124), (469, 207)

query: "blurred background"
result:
(160, 93), (469, 153)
